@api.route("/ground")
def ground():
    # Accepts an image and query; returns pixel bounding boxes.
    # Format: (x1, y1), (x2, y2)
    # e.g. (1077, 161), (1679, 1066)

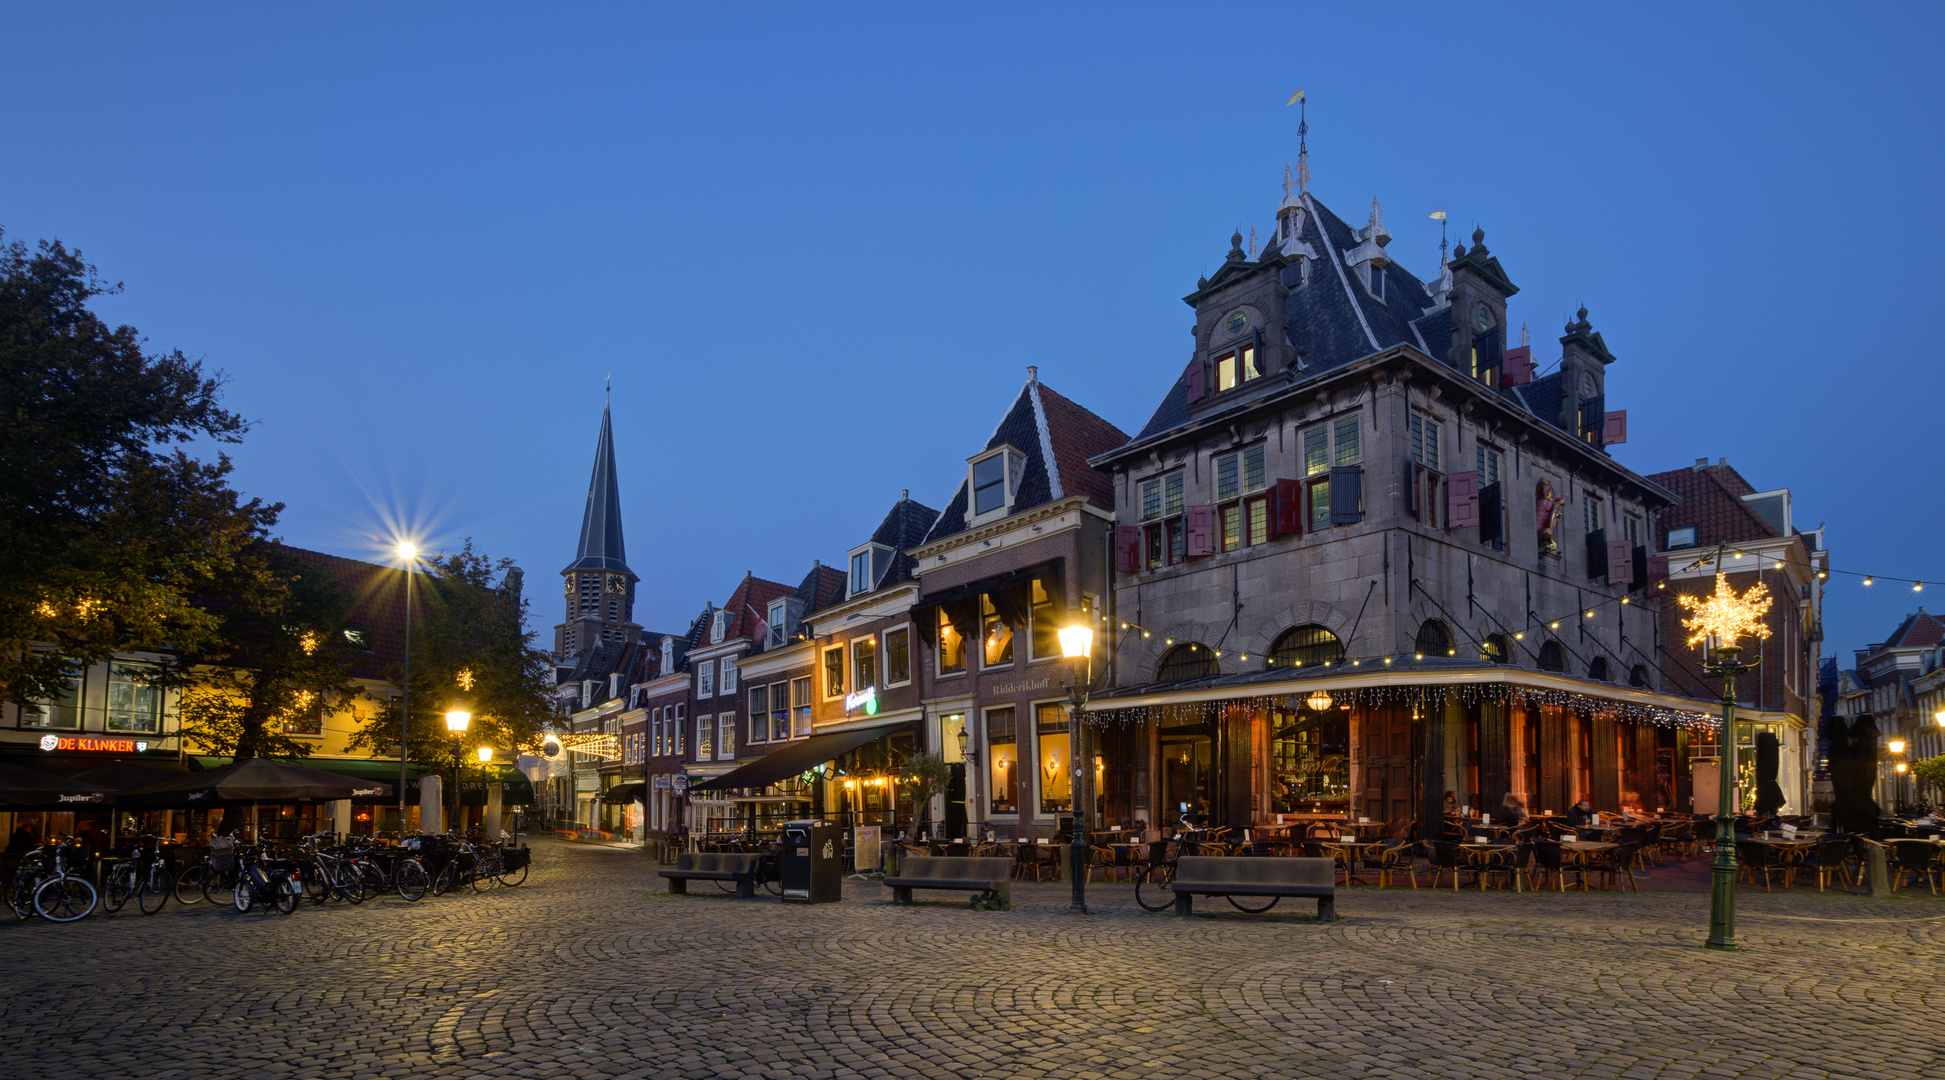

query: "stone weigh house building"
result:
(547, 170), (1824, 843)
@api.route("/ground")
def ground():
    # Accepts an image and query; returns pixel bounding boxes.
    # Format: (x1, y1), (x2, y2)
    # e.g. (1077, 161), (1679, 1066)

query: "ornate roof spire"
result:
(563, 395), (635, 578)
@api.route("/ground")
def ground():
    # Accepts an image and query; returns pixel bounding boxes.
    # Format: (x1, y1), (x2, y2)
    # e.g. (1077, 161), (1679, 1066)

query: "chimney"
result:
(1027, 365), (1038, 383)
(1694, 458), (1708, 470)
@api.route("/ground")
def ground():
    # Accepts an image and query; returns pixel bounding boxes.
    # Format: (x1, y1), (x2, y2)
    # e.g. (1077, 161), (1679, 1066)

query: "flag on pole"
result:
(1286, 88), (1305, 105)
(1429, 211), (1446, 220)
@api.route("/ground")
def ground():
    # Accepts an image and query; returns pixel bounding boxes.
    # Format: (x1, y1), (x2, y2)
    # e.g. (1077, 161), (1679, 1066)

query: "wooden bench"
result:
(657, 852), (761, 898)
(1168, 855), (1336, 919)
(881, 856), (1013, 907)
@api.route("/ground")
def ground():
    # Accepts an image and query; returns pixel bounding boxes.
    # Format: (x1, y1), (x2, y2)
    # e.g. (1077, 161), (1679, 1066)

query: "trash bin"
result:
(780, 819), (842, 904)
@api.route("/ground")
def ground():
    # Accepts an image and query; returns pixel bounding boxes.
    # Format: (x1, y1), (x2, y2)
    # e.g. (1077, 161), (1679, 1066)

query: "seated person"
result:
(1566, 799), (1598, 827)
(1442, 790), (1460, 815)
(1498, 794), (1530, 828)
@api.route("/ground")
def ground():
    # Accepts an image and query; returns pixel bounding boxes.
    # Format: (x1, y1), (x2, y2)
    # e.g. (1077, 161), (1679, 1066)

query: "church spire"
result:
(563, 397), (633, 579)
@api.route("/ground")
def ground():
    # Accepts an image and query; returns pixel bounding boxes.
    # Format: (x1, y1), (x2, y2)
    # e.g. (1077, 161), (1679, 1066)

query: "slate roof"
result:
(563, 400), (634, 578)
(797, 563), (850, 615)
(1645, 462), (1782, 549)
(865, 495), (940, 589)
(922, 373), (1129, 543)
(1121, 190), (1606, 453)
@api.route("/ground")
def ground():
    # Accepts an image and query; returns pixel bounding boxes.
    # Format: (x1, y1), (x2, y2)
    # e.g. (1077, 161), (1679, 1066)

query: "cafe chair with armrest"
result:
(1529, 839), (1582, 892)
(1479, 843), (1531, 892)
(1800, 835), (1853, 892)
(1585, 841), (1642, 893)
(1423, 841), (1475, 891)
(1887, 840), (1941, 895)
(1735, 840), (1788, 891)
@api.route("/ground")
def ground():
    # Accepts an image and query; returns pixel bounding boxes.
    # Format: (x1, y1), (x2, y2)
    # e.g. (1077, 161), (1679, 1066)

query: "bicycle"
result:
(342, 837), (428, 902)
(27, 840), (100, 922)
(102, 835), (175, 916)
(1133, 833), (1277, 913)
(8, 841), (56, 919)
(295, 832), (366, 905)
(228, 842), (300, 914)
(495, 839), (532, 888)
(432, 837), (486, 895)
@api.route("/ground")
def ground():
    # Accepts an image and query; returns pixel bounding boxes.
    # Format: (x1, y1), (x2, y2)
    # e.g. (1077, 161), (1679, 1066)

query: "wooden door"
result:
(1361, 703), (1415, 826)
(1539, 704), (1569, 814)
(1591, 716), (1620, 811)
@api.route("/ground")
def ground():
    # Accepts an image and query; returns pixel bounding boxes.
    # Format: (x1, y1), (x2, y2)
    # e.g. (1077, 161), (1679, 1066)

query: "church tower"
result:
(554, 397), (640, 659)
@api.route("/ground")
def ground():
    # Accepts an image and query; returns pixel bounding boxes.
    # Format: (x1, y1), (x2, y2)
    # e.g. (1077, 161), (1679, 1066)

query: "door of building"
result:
(944, 763), (967, 840)
(1361, 703), (1415, 825)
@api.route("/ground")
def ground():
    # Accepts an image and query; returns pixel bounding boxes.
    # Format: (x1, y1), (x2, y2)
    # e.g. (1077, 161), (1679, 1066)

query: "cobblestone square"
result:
(2, 840), (1940, 1080)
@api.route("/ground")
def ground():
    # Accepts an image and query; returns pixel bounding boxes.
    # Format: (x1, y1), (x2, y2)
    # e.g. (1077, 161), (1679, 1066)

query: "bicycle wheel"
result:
(496, 859), (528, 888)
(275, 878), (299, 914)
(302, 862), (330, 904)
(357, 860), (387, 894)
(206, 868), (238, 906)
(33, 876), (98, 922)
(431, 861), (458, 897)
(471, 857), (502, 893)
(335, 865), (367, 905)
(174, 865), (209, 905)
(763, 872), (782, 897)
(102, 863), (135, 913)
(1135, 864), (1178, 912)
(1226, 894), (1280, 913)
(9, 880), (36, 920)
(138, 864), (171, 915)
(233, 876), (253, 913)
(395, 859), (429, 902)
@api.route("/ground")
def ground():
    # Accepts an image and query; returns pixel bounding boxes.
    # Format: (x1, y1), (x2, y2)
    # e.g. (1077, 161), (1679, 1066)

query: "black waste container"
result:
(780, 819), (842, 904)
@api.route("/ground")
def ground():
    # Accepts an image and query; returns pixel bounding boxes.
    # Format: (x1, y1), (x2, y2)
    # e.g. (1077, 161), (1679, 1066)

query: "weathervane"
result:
(1430, 210), (1448, 263)
(1286, 88), (1309, 194)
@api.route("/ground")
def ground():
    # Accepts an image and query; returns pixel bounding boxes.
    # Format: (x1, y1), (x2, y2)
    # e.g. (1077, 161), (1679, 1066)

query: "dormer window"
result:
(1470, 308), (1502, 389)
(766, 598), (802, 648)
(1667, 525), (1698, 549)
(1214, 344), (1261, 392)
(1367, 263), (1384, 298)
(660, 637), (675, 674)
(969, 448), (1025, 520)
(710, 610), (728, 644)
(848, 543), (893, 598)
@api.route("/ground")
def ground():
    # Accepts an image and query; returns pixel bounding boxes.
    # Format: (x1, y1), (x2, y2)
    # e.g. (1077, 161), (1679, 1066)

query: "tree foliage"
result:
(172, 543), (362, 761)
(348, 541), (551, 770)
(1911, 754), (1945, 804)
(897, 752), (952, 831)
(0, 228), (276, 706)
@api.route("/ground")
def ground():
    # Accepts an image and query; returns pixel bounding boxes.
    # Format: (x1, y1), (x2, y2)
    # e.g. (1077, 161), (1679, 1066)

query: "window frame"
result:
(968, 448), (1024, 520)
(1139, 471), (1187, 570)
(791, 677), (813, 738)
(696, 714), (713, 760)
(717, 712), (736, 760)
(1475, 445), (1502, 487)
(719, 657), (738, 696)
(696, 660), (715, 699)
(936, 606), (967, 676)
(852, 635), (879, 695)
(979, 593), (1014, 670)
(747, 684), (768, 744)
(822, 645), (845, 700)
(985, 705), (1020, 815)
(883, 624), (912, 686)
(1210, 344), (1261, 393)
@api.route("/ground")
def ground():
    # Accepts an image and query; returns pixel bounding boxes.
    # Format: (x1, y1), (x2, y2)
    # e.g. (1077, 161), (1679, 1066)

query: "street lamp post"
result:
(477, 745), (496, 838)
(1057, 623), (1095, 915)
(395, 543), (419, 833)
(445, 702), (471, 836)
(1888, 738), (1908, 812)
(1679, 556), (1774, 953)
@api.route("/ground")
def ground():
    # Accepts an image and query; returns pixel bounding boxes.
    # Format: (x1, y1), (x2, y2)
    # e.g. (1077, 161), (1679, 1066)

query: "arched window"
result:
(1629, 664), (1651, 689)
(1415, 620), (1452, 657)
(1588, 657), (1610, 682)
(1268, 625), (1343, 668)
(1480, 634), (1510, 664)
(1156, 643), (1219, 683)
(1537, 641), (1566, 673)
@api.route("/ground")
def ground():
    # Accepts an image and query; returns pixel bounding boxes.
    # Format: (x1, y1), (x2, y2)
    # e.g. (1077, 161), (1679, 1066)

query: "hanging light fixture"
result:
(1305, 690), (1334, 712)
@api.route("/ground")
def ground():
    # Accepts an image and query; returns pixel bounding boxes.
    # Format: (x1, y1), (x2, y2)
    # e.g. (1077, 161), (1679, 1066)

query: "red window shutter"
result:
(1185, 505), (1215, 556)
(1447, 470), (1479, 529)
(1114, 526), (1141, 572)
(1607, 540), (1634, 584)
(1272, 479), (1303, 537)
(1184, 359), (1205, 404)
(1502, 345), (1532, 386)
(1603, 410), (1628, 445)
(1647, 554), (1671, 585)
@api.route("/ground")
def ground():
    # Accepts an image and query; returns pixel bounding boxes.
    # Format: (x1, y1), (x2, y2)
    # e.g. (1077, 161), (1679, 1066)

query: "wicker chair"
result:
(1423, 841), (1476, 891)
(1529, 839), (1584, 892)
(1799, 835), (1853, 892)
(1478, 843), (1531, 892)
(1585, 842), (1643, 893)
(1736, 841), (1789, 891)
(1887, 840), (1942, 895)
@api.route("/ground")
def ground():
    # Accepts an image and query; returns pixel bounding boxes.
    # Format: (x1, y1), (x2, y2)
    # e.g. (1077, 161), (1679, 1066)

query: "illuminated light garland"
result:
(1678, 572), (1772, 650)
(1083, 682), (1717, 732)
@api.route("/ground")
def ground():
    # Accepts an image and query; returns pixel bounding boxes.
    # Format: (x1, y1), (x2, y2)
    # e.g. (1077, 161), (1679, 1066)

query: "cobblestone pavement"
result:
(3, 840), (1941, 1080)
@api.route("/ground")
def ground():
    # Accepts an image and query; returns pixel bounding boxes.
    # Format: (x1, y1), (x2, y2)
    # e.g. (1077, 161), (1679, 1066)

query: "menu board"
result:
(853, 826), (881, 871)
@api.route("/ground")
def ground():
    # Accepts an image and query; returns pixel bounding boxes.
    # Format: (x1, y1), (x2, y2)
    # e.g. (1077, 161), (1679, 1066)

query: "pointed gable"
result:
(1646, 462), (1783, 548)
(922, 374), (1128, 543)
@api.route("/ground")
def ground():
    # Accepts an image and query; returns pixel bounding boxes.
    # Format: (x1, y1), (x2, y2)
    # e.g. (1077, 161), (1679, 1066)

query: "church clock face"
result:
(1475, 306), (1494, 332)
(606, 574), (626, 592)
(563, 578), (573, 597)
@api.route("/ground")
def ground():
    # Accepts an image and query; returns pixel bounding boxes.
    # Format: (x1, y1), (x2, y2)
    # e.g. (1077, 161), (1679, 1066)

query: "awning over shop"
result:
(601, 781), (645, 805)
(688, 721), (914, 793)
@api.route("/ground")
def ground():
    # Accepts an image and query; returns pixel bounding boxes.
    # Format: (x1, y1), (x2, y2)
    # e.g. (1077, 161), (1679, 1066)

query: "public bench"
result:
(881, 856), (1013, 907)
(1168, 855), (1336, 919)
(658, 852), (761, 898)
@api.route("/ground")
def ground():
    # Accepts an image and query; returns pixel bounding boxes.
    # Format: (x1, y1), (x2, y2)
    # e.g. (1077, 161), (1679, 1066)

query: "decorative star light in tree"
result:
(1678, 572), (1772, 650)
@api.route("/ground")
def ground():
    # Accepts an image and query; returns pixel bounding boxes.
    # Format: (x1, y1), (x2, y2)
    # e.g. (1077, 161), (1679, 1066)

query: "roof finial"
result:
(1430, 210), (1448, 264)
(1286, 87), (1309, 194)
(605, 371), (612, 403)
(1282, 162), (1294, 198)
(1248, 226), (1260, 259)
(1026, 365), (1038, 383)
(1520, 322), (1531, 347)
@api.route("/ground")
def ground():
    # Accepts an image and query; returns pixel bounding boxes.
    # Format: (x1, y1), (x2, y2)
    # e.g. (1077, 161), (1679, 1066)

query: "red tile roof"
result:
(720, 574), (798, 642)
(1644, 462), (1778, 548)
(278, 545), (425, 681)
(1037, 381), (1129, 512)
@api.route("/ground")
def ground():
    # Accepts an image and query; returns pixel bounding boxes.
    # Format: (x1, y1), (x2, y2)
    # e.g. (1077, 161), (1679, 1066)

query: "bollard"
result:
(1864, 841), (1891, 896)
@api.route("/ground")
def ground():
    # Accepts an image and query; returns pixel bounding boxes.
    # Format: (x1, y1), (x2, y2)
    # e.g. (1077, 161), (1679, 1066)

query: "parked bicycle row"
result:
(7, 831), (533, 923)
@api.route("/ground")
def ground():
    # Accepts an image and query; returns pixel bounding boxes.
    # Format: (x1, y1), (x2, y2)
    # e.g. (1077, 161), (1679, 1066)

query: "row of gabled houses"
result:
(543, 174), (1834, 847)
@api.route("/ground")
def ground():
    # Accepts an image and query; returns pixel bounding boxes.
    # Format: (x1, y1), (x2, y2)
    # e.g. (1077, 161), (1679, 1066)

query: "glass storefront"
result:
(1036, 703), (1070, 813)
(1158, 715), (1214, 828)
(1270, 706), (1350, 814)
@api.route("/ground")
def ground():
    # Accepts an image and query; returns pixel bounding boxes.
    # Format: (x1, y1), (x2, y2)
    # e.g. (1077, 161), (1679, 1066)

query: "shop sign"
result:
(652, 775), (670, 790)
(39, 735), (148, 754)
(845, 686), (879, 715)
(853, 825), (881, 871)
(988, 674), (1055, 697)
(672, 775), (688, 793)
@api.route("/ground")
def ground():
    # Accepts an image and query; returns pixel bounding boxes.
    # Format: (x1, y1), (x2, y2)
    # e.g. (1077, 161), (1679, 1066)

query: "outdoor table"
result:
(1316, 839), (1385, 885)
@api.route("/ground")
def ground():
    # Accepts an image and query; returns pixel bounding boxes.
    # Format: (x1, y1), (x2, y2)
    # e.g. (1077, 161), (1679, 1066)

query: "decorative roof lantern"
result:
(1344, 196), (1391, 272)
(1276, 164), (1315, 260)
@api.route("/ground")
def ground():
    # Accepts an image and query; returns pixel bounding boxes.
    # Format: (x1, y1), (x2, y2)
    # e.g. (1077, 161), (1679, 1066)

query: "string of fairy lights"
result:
(1085, 538), (1935, 729)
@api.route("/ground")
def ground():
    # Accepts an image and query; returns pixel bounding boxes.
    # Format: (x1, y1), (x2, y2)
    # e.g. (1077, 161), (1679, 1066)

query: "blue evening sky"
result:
(3, 4), (1938, 666)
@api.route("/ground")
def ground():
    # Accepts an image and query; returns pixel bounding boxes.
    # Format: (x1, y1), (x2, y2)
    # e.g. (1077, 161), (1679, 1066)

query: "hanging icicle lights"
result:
(1086, 683), (1717, 733)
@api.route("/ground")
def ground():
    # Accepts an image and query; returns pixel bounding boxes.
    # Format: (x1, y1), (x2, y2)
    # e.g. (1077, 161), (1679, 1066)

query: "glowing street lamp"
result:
(1679, 566), (1772, 952)
(1059, 622), (1097, 915)
(394, 541), (424, 833)
(445, 701), (471, 835)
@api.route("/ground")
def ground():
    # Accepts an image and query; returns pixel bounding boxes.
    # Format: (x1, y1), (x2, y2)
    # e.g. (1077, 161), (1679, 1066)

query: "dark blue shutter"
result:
(1580, 393), (1605, 441)
(1404, 456), (1418, 518)
(1585, 528), (1608, 580)
(1631, 545), (1649, 592)
(1473, 329), (1503, 371)
(1329, 466), (1363, 524)
(1251, 327), (1264, 377)
(1479, 482), (1503, 547)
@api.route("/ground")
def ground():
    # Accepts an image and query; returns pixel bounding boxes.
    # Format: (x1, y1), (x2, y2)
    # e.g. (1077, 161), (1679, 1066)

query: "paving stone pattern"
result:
(2, 840), (1941, 1080)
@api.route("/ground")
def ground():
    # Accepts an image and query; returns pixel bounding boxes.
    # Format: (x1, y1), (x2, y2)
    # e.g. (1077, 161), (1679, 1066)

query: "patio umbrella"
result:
(1753, 732), (1786, 816)
(71, 760), (183, 792)
(118, 757), (392, 809)
(0, 759), (116, 810)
